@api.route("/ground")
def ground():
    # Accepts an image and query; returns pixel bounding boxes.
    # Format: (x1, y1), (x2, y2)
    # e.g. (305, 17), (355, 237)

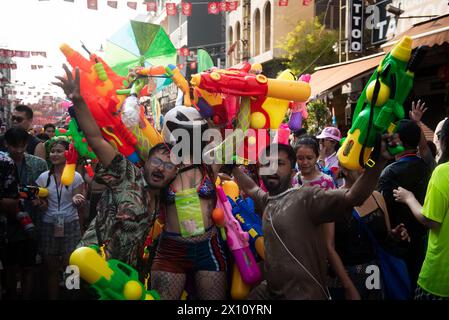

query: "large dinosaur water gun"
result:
(190, 62), (311, 130)
(215, 183), (261, 285)
(70, 246), (160, 300)
(60, 43), (140, 164)
(337, 36), (426, 170)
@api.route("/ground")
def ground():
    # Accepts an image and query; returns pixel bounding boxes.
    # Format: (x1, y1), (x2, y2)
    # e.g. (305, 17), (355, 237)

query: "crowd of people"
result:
(0, 66), (448, 301)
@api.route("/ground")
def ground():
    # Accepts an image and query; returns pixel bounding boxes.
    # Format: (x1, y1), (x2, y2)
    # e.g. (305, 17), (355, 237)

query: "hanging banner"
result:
(127, 2), (137, 10)
(228, 1), (238, 11)
(146, 1), (157, 12)
(219, 1), (227, 12)
(87, 0), (98, 10)
(349, 0), (363, 53)
(181, 2), (192, 16)
(166, 2), (177, 16)
(107, 1), (118, 8)
(208, 2), (219, 15)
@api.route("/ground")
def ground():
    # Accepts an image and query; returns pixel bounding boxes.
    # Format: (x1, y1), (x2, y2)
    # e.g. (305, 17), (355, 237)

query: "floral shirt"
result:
(78, 154), (152, 272)
(0, 151), (18, 199)
(293, 171), (336, 191)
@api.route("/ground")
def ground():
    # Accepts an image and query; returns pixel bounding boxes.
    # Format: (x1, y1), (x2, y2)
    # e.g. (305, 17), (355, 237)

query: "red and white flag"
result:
(87, 0), (97, 10)
(107, 1), (117, 8)
(146, 1), (157, 12)
(208, 2), (219, 15)
(166, 2), (177, 16)
(219, 1), (227, 12)
(181, 2), (192, 16)
(227, 1), (238, 11)
(278, 0), (288, 6)
(127, 2), (137, 10)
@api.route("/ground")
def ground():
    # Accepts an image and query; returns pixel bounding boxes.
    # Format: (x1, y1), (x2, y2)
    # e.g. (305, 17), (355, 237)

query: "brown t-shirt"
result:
(252, 185), (350, 300)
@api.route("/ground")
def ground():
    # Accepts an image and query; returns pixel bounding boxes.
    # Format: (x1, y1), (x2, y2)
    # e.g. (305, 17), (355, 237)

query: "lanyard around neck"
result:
(53, 174), (63, 211)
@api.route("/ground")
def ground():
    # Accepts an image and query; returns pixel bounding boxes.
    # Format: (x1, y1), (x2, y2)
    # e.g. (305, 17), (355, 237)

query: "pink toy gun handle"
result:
(216, 186), (262, 285)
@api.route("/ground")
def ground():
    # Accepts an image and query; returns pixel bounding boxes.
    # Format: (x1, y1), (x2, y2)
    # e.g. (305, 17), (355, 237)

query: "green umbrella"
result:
(105, 20), (177, 90)
(197, 48), (214, 73)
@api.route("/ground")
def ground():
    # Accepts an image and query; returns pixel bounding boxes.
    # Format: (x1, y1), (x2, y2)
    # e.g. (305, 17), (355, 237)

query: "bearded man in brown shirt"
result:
(231, 140), (394, 300)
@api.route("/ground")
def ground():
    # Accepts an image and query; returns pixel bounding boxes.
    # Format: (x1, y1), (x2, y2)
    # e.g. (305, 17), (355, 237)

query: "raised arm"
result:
(232, 165), (261, 199)
(53, 65), (116, 167)
(344, 135), (392, 207)
(409, 100), (434, 164)
(393, 187), (441, 230)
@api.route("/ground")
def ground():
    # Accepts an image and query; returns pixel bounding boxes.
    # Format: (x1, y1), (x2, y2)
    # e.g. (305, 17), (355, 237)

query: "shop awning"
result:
(382, 14), (449, 51)
(309, 53), (385, 97)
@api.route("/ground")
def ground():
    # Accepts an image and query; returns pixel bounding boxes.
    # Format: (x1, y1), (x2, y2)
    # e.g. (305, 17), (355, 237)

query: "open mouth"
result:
(151, 171), (164, 182)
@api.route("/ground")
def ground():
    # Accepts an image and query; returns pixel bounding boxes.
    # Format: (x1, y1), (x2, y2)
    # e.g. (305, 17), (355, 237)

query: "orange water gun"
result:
(60, 43), (140, 164)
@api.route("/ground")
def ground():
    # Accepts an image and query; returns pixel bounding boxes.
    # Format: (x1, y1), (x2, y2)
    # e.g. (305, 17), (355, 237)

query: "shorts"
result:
(40, 221), (81, 256)
(151, 226), (227, 273)
(1, 239), (38, 268)
(414, 285), (449, 300)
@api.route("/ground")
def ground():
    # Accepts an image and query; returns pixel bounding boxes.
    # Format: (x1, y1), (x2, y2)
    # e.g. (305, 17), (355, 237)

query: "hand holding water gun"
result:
(338, 36), (426, 170)
(56, 106), (97, 161)
(19, 185), (49, 200)
(215, 183), (261, 285)
(70, 246), (160, 300)
(229, 196), (265, 260)
(60, 43), (139, 164)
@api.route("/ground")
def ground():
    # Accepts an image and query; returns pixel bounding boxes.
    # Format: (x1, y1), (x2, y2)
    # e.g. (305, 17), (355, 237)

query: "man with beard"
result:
(231, 141), (394, 299)
(53, 65), (177, 271)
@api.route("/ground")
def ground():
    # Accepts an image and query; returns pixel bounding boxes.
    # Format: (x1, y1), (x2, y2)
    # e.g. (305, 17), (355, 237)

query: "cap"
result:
(316, 126), (341, 142)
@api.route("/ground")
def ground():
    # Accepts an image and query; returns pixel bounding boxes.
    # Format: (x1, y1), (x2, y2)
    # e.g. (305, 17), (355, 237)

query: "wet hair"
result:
(44, 123), (56, 131)
(15, 104), (33, 120)
(5, 127), (29, 147)
(261, 143), (296, 169)
(294, 135), (320, 158)
(438, 118), (449, 165)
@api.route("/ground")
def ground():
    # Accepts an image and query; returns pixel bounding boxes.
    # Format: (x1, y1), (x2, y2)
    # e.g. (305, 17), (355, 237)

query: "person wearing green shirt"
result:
(393, 118), (449, 299)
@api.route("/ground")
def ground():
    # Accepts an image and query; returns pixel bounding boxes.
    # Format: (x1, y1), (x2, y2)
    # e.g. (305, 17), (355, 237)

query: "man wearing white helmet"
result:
(150, 105), (228, 300)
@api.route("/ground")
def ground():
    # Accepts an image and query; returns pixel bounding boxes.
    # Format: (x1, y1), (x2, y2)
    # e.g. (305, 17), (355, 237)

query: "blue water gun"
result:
(229, 196), (265, 260)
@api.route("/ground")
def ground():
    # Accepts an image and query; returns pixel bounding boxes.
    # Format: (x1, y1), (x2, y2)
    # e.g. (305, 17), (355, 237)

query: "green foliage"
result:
(304, 99), (331, 135)
(280, 17), (338, 75)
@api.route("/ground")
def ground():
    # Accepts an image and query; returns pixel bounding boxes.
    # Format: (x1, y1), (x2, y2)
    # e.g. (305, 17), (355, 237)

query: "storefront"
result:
(309, 13), (449, 139)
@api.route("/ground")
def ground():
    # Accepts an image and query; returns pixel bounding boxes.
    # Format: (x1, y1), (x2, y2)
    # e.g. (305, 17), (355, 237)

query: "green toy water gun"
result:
(338, 36), (426, 170)
(69, 246), (160, 300)
(56, 106), (97, 161)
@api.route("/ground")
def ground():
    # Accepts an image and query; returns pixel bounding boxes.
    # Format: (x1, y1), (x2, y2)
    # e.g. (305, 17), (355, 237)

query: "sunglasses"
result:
(11, 116), (25, 123)
(149, 157), (176, 171)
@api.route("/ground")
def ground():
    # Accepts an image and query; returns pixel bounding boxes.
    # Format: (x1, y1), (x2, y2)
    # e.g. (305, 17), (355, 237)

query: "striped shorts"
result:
(151, 226), (227, 273)
(40, 220), (81, 257)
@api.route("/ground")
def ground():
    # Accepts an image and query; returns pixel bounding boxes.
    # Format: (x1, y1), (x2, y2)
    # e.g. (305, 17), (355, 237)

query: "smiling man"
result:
(54, 66), (177, 271)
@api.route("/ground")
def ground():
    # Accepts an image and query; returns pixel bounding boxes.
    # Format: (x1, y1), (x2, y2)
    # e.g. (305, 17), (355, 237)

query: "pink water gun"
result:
(216, 185), (262, 285)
